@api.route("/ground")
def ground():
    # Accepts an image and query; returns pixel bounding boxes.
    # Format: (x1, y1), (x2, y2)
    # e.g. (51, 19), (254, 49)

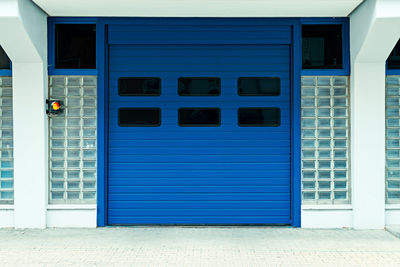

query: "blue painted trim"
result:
(300, 18), (350, 76)
(387, 69), (400, 75)
(47, 18), (98, 75)
(0, 69), (11, 76)
(96, 21), (108, 227)
(291, 22), (302, 227)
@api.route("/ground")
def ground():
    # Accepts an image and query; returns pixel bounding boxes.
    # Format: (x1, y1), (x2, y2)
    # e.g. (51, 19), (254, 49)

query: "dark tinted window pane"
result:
(178, 78), (221, 96)
(388, 39), (400, 69)
(302, 25), (343, 69)
(179, 108), (220, 126)
(238, 77), (280, 96)
(119, 108), (161, 127)
(238, 108), (280, 127)
(0, 46), (10, 70)
(119, 78), (161, 96)
(55, 24), (96, 69)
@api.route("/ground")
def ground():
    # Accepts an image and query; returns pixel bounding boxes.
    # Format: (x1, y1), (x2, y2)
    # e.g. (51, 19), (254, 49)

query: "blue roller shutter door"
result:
(107, 24), (292, 225)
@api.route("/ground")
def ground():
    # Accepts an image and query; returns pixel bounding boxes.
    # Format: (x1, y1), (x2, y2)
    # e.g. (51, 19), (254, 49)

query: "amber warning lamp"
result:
(46, 99), (64, 115)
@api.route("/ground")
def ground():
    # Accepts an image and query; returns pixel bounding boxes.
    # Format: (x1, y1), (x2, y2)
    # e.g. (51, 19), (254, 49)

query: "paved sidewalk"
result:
(0, 227), (400, 266)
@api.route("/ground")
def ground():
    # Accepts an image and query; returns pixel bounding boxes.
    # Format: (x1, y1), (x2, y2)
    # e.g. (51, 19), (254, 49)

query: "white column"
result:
(350, 0), (400, 229)
(0, 0), (48, 228)
(350, 62), (386, 229)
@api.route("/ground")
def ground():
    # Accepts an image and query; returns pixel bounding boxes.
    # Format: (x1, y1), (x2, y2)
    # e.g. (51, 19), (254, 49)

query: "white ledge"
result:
(0, 205), (14, 210)
(47, 204), (96, 210)
(302, 204), (353, 210)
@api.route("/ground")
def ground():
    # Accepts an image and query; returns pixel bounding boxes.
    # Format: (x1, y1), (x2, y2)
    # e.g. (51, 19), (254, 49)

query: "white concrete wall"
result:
(47, 206), (96, 228)
(302, 205), (353, 228)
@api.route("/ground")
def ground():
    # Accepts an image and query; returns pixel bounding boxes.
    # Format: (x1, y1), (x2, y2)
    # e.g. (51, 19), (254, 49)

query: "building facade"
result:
(0, 0), (399, 229)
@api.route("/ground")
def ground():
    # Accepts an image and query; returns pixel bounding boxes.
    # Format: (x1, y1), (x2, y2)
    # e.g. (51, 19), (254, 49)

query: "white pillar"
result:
(350, 0), (400, 229)
(0, 0), (48, 228)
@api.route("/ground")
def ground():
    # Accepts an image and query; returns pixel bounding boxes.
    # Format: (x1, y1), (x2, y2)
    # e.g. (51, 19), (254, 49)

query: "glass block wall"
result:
(0, 77), (13, 203)
(301, 76), (350, 204)
(49, 76), (97, 203)
(386, 76), (400, 203)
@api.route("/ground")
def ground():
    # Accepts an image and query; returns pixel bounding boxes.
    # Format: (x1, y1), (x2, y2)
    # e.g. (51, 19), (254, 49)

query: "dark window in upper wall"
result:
(388, 39), (400, 69)
(302, 25), (343, 69)
(55, 24), (96, 69)
(238, 77), (280, 96)
(178, 78), (221, 96)
(238, 108), (281, 127)
(118, 108), (161, 127)
(119, 78), (161, 96)
(0, 46), (11, 70)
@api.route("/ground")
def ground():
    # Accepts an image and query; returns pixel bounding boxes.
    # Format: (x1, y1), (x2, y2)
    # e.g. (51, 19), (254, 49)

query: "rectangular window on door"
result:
(238, 77), (280, 96)
(179, 108), (220, 126)
(119, 108), (161, 127)
(118, 78), (161, 96)
(178, 78), (221, 96)
(238, 108), (281, 127)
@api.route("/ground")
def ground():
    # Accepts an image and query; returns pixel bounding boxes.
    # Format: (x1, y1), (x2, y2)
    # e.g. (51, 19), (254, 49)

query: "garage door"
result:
(107, 23), (292, 225)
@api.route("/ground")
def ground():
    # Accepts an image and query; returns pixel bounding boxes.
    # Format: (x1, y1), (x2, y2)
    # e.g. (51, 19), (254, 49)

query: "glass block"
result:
(52, 129), (65, 138)
(302, 139), (315, 148)
(67, 160), (80, 168)
(51, 77), (66, 87)
(334, 160), (347, 169)
(0, 191), (13, 200)
(67, 128), (80, 138)
(1, 139), (13, 148)
(67, 191), (80, 199)
(318, 88), (330, 96)
(67, 77), (81, 86)
(1, 88), (12, 97)
(1, 109), (12, 118)
(302, 87), (315, 97)
(51, 139), (64, 148)
(318, 98), (331, 107)
(67, 171), (80, 179)
(388, 170), (400, 179)
(302, 171), (315, 179)
(387, 98), (400, 106)
(318, 108), (330, 117)
(67, 149), (80, 158)
(83, 139), (96, 148)
(68, 108), (81, 116)
(318, 140), (331, 148)
(83, 77), (97, 86)
(334, 191), (347, 200)
(387, 88), (400, 96)
(83, 171), (96, 179)
(51, 170), (64, 179)
(83, 191), (96, 200)
(302, 77), (315, 86)
(318, 181), (331, 189)
(1, 119), (12, 128)
(51, 181), (64, 189)
(83, 129), (96, 137)
(83, 108), (96, 117)
(333, 98), (347, 107)
(83, 160), (96, 168)
(334, 171), (347, 179)
(83, 118), (96, 127)
(318, 171), (331, 179)
(67, 87), (81, 96)
(333, 77), (347, 86)
(333, 119), (346, 127)
(83, 98), (96, 106)
(388, 119), (400, 127)
(302, 118), (315, 128)
(318, 160), (331, 169)
(334, 88), (346, 96)
(67, 118), (81, 127)
(388, 180), (400, 189)
(302, 98), (315, 107)
(83, 149), (96, 159)
(317, 77), (331, 86)
(388, 191), (400, 199)
(67, 181), (80, 189)
(318, 150), (331, 158)
(52, 118), (65, 127)
(1, 160), (12, 168)
(51, 87), (65, 97)
(51, 160), (64, 168)
(51, 150), (64, 159)
(302, 181), (315, 189)
(334, 139), (347, 148)
(1, 78), (12, 87)
(334, 150), (347, 159)
(0, 181), (13, 189)
(333, 129), (346, 138)
(302, 129), (316, 138)
(318, 118), (330, 127)
(318, 191), (331, 200)
(51, 191), (64, 200)
(83, 181), (96, 189)
(302, 160), (315, 169)
(387, 77), (400, 86)
(84, 87), (96, 96)
(387, 108), (400, 117)
(67, 97), (81, 107)
(387, 149), (400, 158)
(302, 108), (315, 117)
(67, 139), (80, 147)
(1, 130), (12, 138)
(334, 181), (347, 189)
(318, 129), (331, 138)
(303, 191), (315, 200)
(388, 139), (400, 148)
(388, 160), (400, 168)
(302, 150), (315, 159)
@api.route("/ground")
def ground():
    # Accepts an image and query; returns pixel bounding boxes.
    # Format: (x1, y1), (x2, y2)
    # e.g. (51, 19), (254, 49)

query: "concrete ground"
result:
(1, 227), (400, 266)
